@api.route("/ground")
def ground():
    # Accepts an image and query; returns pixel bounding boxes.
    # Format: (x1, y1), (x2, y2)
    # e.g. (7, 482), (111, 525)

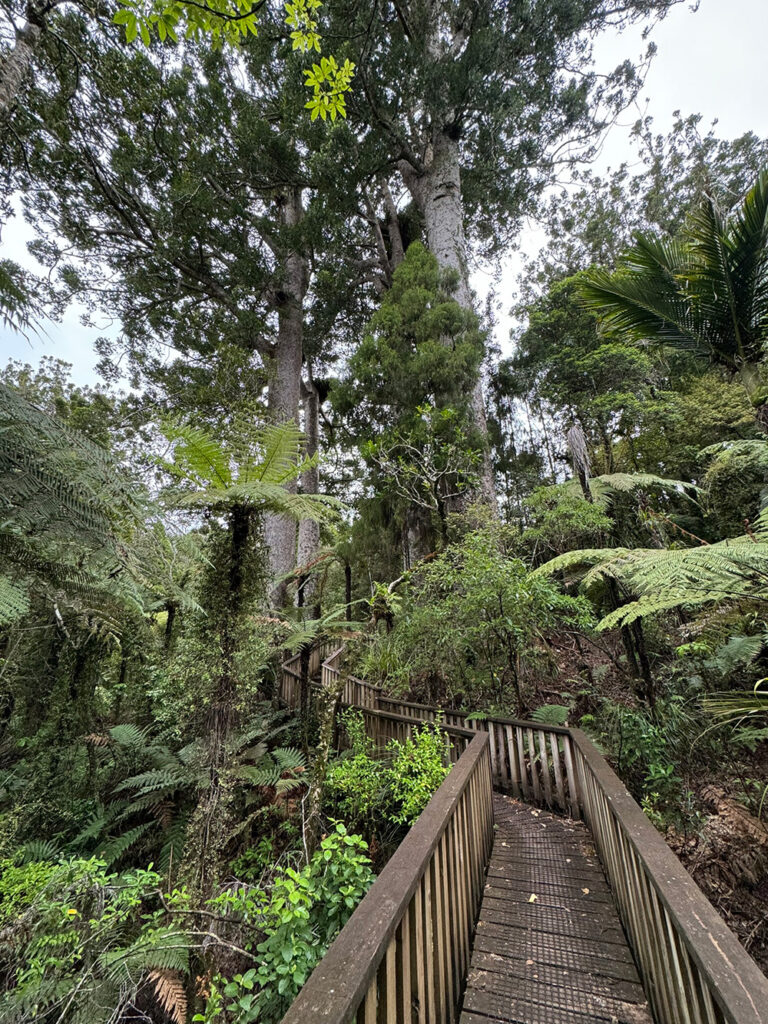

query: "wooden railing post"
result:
(570, 728), (768, 1024)
(279, 732), (493, 1024)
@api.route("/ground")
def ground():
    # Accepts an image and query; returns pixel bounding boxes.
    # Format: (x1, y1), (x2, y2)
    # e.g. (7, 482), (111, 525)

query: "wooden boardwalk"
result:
(460, 795), (654, 1024)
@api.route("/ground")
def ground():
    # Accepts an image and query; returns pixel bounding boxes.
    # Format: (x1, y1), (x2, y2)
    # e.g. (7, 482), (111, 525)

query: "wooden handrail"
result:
(278, 641), (768, 1024)
(571, 729), (768, 1024)
(279, 732), (494, 1024)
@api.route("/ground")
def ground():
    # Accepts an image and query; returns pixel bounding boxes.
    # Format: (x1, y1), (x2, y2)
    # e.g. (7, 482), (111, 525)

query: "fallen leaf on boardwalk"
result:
(526, 959), (534, 965)
(582, 887), (590, 894)
(528, 894), (538, 903)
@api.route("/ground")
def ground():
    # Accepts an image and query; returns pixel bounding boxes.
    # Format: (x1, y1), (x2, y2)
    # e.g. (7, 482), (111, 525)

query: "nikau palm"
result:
(581, 169), (768, 429)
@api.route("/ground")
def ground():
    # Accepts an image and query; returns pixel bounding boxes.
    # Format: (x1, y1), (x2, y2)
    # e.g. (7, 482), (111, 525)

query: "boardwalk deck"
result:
(460, 795), (654, 1024)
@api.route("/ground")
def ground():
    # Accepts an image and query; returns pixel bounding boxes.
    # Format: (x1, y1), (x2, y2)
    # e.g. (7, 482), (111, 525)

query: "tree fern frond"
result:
(148, 969), (187, 1024)
(244, 421), (307, 485)
(99, 927), (190, 982)
(589, 472), (699, 502)
(162, 419), (233, 488)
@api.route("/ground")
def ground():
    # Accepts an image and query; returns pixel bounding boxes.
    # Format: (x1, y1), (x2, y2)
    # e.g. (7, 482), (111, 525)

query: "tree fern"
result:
(564, 472), (698, 509)
(161, 417), (341, 523)
(0, 383), (154, 625)
(537, 535), (768, 628)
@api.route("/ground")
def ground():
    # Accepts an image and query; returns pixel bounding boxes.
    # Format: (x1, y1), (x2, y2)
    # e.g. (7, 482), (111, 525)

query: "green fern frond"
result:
(232, 764), (282, 787)
(99, 927), (190, 982)
(243, 421), (308, 485)
(17, 838), (61, 863)
(162, 419), (233, 488)
(0, 573), (31, 625)
(114, 767), (186, 798)
(97, 822), (153, 867)
(109, 723), (154, 749)
(159, 817), (189, 876)
(271, 746), (306, 772)
(530, 704), (570, 726)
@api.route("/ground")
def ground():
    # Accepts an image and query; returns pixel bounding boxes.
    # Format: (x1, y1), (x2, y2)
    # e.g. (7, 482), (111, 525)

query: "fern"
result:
(149, 968), (187, 1024)
(17, 838), (61, 863)
(530, 704), (570, 726)
(232, 746), (306, 790)
(161, 418), (342, 524)
(0, 573), (31, 626)
(97, 822), (153, 867)
(114, 765), (189, 799)
(538, 536), (768, 628)
(158, 816), (189, 877)
(0, 383), (155, 626)
(706, 634), (764, 675)
(99, 926), (190, 982)
(564, 472), (699, 508)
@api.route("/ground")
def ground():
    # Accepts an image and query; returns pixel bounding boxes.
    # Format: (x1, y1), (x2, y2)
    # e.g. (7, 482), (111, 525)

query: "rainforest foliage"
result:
(2, 0), (768, 1018)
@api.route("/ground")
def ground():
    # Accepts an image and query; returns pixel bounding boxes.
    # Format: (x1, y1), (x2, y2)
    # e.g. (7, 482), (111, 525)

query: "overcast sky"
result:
(2, 0), (768, 386)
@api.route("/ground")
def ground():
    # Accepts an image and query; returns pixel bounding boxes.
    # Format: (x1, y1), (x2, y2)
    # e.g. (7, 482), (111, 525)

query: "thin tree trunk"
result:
(344, 562), (352, 621)
(0, 19), (42, 123)
(381, 179), (405, 270)
(404, 503), (431, 568)
(305, 665), (346, 855)
(400, 130), (496, 505)
(265, 186), (308, 607)
(297, 377), (320, 614)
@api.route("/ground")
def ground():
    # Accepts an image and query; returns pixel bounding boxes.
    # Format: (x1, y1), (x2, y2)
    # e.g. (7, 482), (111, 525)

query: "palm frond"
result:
(579, 235), (706, 354)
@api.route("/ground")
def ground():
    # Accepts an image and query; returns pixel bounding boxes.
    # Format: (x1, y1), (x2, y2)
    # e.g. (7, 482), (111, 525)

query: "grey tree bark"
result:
(400, 130), (496, 505)
(296, 377), (320, 613)
(265, 186), (309, 607)
(0, 18), (42, 123)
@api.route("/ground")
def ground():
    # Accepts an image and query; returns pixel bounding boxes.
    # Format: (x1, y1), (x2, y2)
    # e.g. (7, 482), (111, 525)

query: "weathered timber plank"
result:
(459, 795), (652, 1024)
(469, 937), (642, 984)
(482, 876), (613, 906)
(468, 951), (646, 1001)
(462, 984), (652, 1024)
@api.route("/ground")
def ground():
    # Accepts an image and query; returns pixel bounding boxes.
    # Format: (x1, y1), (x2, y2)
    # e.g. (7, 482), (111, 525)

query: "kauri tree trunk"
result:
(400, 130), (496, 505)
(296, 377), (320, 614)
(0, 18), (42, 124)
(265, 186), (309, 607)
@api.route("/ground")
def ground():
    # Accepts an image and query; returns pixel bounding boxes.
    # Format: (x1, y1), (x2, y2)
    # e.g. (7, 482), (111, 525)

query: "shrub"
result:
(202, 823), (374, 1024)
(386, 722), (450, 825)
